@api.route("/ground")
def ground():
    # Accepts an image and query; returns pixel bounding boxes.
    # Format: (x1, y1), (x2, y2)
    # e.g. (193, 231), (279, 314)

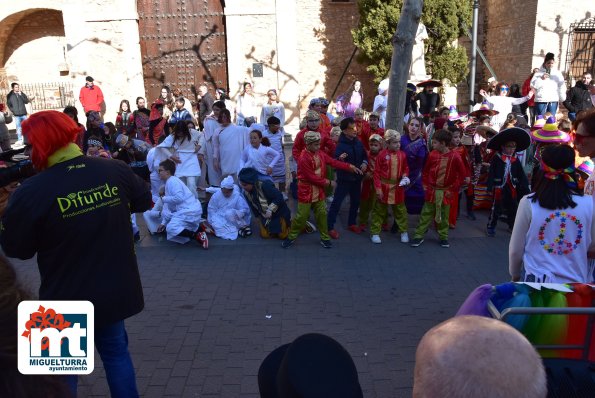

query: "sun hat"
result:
(487, 127), (531, 152)
(469, 101), (499, 118)
(531, 115), (546, 131)
(530, 116), (571, 143)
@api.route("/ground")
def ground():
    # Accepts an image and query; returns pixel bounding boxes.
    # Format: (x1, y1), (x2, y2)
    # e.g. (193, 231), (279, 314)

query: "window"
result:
(565, 18), (595, 84)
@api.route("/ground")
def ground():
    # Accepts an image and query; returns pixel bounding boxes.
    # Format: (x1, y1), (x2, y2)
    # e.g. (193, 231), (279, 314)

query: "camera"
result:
(0, 147), (36, 188)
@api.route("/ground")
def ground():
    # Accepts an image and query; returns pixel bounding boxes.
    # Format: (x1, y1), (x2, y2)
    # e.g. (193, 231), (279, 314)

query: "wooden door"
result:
(137, 0), (228, 104)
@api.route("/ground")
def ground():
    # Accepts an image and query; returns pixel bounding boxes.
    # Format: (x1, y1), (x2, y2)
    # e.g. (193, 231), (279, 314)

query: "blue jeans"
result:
(66, 320), (139, 398)
(534, 102), (558, 117)
(14, 114), (27, 141)
(327, 180), (361, 229)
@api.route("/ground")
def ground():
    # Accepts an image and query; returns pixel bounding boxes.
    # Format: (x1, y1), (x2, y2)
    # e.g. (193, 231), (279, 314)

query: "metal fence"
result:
(0, 82), (76, 112)
(565, 17), (595, 85)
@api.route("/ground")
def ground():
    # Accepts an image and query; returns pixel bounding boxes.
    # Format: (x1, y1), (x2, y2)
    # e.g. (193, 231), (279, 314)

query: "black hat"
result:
(239, 167), (259, 184)
(258, 333), (363, 398)
(86, 76), (94, 82)
(487, 127), (531, 152)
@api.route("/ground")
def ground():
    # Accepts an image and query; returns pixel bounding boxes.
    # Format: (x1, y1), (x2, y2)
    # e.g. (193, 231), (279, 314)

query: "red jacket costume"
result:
(292, 125), (334, 161)
(355, 119), (370, 146)
(452, 145), (471, 184)
(361, 127), (385, 151)
(297, 149), (351, 203)
(361, 150), (380, 201)
(79, 85), (104, 113)
(320, 113), (331, 132)
(422, 150), (465, 205)
(373, 149), (409, 204)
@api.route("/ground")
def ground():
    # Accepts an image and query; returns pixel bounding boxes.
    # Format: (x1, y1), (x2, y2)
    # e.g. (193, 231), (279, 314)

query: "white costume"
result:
(143, 176), (203, 244)
(159, 131), (201, 198)
(240, 144), (281, 178)
(260, 102), (286, 127)
(262, 128), (286, 183)
(146, 146), (167, 203)
(203, 116), (223, 186)
(373, 79), (389, 128)
(207, 177), (251, 240)
(214, 124), (250, 179)
(191, 127), (208, 193)
(236, 94), (258, 126)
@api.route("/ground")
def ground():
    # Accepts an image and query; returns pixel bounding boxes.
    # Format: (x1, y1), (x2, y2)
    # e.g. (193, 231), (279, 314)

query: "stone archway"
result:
(0, 9), (67, 87)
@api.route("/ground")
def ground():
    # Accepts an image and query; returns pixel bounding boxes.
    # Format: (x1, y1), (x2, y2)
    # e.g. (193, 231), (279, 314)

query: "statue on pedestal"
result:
(409, 23), (430, 82)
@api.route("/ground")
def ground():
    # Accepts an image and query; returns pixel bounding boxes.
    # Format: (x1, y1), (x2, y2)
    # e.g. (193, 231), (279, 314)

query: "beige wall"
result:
(0, 0), (145, 124)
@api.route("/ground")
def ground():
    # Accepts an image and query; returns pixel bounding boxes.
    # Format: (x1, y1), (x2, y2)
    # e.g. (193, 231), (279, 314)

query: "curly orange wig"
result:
(22, 111), (81, 170)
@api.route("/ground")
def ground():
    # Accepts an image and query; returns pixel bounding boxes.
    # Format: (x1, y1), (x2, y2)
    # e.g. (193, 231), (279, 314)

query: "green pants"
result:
(358, 191), (377, 227)
(413, 202), (450, 240)
(288, 200), (329, 241)
(371, 202), (408, 235)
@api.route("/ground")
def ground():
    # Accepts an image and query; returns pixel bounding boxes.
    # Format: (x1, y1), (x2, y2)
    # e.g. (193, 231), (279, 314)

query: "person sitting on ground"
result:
(510, 144), (595, 283)
(413, 315), (546, 398)
(206, 175), (251, 240)
(143, 159), (208, 248)
(258, 333), (363, 398)
(86, 136), (111, 158)
(239, 167), (291, 239)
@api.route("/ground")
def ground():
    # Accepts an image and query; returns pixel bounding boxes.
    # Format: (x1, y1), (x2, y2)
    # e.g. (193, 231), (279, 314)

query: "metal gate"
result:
(137, 0), (228, 104)
(565, 17), (595, 85)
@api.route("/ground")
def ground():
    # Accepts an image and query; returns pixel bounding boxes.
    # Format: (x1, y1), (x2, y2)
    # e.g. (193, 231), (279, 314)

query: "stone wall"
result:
(0, 0), (145, 124)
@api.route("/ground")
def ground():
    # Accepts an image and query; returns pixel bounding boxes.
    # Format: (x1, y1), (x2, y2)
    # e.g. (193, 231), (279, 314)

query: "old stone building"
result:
(0, 0), (592, 132)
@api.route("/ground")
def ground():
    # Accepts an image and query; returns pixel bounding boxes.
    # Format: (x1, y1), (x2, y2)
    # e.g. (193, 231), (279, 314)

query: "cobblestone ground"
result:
(11, 205), (511, 397)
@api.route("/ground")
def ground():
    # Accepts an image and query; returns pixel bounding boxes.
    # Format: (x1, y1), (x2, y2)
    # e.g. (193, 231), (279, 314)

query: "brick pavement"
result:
(10, 205), (512, 397)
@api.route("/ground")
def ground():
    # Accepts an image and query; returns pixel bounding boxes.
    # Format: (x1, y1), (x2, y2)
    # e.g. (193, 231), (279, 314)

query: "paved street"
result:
(11, 205), (511, 397)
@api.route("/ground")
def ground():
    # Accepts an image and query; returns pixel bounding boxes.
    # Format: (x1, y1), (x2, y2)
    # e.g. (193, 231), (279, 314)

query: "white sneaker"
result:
(400, 232), (409, 243)
(282, 192), (288, 201)
(371, 235), (381, 244)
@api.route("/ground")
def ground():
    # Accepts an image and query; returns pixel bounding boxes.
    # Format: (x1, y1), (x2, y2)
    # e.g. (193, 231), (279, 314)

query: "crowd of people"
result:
(0, 48), (594, 396)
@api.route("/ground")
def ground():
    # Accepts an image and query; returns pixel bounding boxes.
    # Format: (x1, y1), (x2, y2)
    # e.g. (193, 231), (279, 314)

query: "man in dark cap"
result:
(79, 76), (104, 114)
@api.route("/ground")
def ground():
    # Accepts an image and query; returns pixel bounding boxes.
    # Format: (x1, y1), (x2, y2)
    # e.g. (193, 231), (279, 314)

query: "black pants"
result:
(327, 180), (361, 230)
(487, 185), (517, 229)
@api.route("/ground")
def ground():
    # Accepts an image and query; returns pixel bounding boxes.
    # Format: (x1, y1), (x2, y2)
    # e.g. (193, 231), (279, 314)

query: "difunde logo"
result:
(18, 301), (94, 375)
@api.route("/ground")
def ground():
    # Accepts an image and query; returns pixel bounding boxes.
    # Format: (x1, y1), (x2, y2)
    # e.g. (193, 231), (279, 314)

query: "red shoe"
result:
(348, 225), (362, 234)
(328, 229), (340, 239)
(359, 223), (367, 232)
(196, 231), (209, 249)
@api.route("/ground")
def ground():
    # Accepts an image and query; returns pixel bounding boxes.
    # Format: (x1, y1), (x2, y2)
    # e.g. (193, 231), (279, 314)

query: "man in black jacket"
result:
(0, 111), (151, 397)
(198, 84), (214, 130)
(564, 72), (593, 121)
(6, 82), (34, 144)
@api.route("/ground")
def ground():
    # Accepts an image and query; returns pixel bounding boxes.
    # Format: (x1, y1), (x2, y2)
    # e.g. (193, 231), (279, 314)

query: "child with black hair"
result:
(240, 129), (281, 182)
(509, 145), (595, 283)
(410, 129), (466, 248)
(262, 116), (287, 194)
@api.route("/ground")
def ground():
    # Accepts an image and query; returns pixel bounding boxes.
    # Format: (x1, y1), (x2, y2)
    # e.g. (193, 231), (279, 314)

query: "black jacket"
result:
(0, 155), (152, 328)
(6, 91), (30, 116)
(564, 81), (593, 114)
(334, 134), (367, 182)
(242, 180), (291, 234)
(487, 154), (529, 197)
(417, 91), (439, 115)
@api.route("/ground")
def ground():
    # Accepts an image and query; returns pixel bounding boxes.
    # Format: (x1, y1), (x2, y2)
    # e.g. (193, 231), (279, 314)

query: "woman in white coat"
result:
(530, 52), (566, 116)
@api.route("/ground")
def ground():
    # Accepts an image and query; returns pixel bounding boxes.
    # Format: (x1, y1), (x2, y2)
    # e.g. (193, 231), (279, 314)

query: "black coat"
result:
(487, 154), (529, 197)
(334, 134), (367, 182)
(6, 91), (30, 116)
(564, 81), (593, 114)
(0, 156), (152, 328)
(417, 91), (439, 115)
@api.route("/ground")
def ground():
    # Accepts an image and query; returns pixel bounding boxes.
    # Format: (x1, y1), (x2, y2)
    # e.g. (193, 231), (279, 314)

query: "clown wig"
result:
(22, 110), (81, 170)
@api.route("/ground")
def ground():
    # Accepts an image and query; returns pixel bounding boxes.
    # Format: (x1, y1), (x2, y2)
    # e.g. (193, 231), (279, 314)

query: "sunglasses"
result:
(500, 88), (509, 92)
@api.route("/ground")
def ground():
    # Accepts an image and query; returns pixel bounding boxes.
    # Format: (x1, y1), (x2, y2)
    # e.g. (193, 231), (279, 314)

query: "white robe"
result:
(236, 94), (258, 126)
(240, 144), (281, 176)
(146, 147), (167, 203)
(214, 124), (250, 177)
(373, 94), (387, 128)
(260, 102), (286, 127)
(207, 186), (251, 240)
(203, 116), (222, 186)
(159, 131), (201, 177)
(262, 128), (286, 183)
(143, 176), (202, 244)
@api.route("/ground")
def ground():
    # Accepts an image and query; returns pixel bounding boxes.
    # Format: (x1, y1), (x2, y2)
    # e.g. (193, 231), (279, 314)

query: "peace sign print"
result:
(538, 211), (583, 255)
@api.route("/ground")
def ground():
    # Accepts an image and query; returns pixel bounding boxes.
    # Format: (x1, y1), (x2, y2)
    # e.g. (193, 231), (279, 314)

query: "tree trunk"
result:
(385, 0), (424, 132)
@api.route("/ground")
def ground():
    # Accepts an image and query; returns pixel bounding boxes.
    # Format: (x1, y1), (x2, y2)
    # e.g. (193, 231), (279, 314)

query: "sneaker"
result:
(320, 239), (332, 249)
(487, 228), (495, 237)
(326, 195), (334, 204)
(197, 232), (209, 249)
(281, 238), (295, 248)
(371, 235), (382, 244)
(348, 225), (362, 234)
(410, 238), (424, 247)
(304, 221), (317, 234)
(439, 239), (450, 248)
(282, 192), (288, 201)
(400, 232), (409, 243)
(328, 229), (340, 239)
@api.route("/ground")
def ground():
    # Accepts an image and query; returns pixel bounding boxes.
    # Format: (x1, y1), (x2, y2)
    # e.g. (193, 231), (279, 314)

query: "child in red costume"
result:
(448, 129), (471, 228)
(359, 134), (384, 230)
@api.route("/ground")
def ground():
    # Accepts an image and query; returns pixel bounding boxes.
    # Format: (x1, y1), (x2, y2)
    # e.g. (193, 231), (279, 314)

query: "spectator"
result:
(0, 103), (13, 151)
(206, 175), (251, 240)
(78, 76), (104, 114)
(157, 86), (174, 119)
(148, 101), (169, 146)
(172, 87), (193, 117)
(86, 136), (111, 158)
(336, 79), (363, 119)
(258, 333), (363, 398)
(260, 89), (285, 128)
(564, 72), (593, 121)
(522, 68), (540, 124)
(509, 144), (595, 283)
(115, 99), (133, 135)
(198, 85), (214, 129)
(479, 83), (533, 130)
(236, 82), (259, 126)
(84, 110), (106, 153)
(413, 316), (546, 398)
(168, 97), (193, 126)
(531, 52), (566, 116)
(6, 82), (34, 144)
(0, 110), (152, 397)
(143, 159), (208, 247)
(63, 105), (85, 150)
